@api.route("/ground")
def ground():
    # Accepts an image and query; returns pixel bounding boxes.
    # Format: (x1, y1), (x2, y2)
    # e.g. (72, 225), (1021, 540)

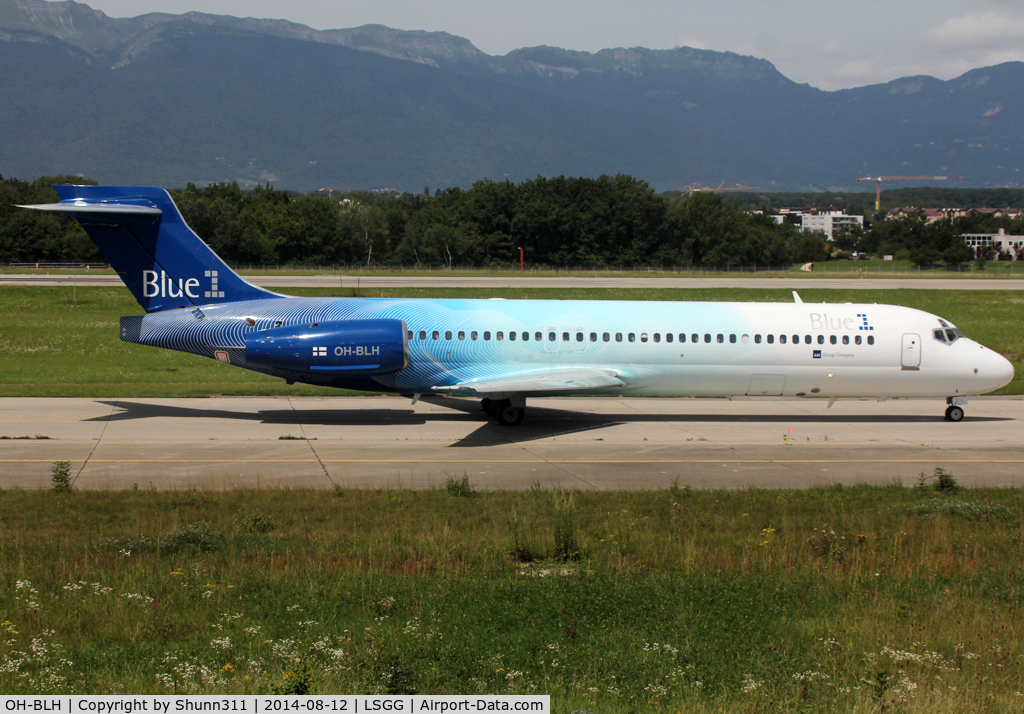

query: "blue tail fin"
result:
(19, 186), (282, 312)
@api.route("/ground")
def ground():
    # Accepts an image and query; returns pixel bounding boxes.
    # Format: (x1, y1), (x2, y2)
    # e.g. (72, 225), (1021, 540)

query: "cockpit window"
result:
(933, 323), (964, 345)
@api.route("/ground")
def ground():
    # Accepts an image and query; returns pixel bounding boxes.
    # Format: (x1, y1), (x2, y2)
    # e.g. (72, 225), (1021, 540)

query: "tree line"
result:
(2, 173), (1023, 268)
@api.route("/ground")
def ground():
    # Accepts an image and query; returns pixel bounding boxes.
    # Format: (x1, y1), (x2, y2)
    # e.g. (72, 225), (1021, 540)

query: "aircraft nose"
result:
(976, 347), (1015, 392)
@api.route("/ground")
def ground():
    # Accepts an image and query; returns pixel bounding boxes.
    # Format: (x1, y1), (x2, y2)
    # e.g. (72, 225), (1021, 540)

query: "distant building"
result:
(962, 228), (1024, 259)
(772, 208), (863, 239)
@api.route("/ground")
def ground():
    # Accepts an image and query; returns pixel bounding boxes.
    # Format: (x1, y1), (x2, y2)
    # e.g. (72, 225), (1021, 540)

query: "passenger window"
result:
(562, 332), (570, 342)
(418, 330), (426, 340)
(867, 336), (874, 345)
(780, 334), (787, 344)
(535, 332), (543, 341)
(432, 330), (440, 340)
(576, 332), (584, 342)
(830, 335), (837, 345)
(767, 334), (774, 344)
(717, 334), (724, 343)
(458, 331), (465, 340)
(497, 331), (504, 341)
(817, 335), (824, 345)
(729, 334), (737, 344)
(616, 333), (623, 342)
(692, 334), (699, 343)
(471, 331), (478, 340)
(754, 334), (762, 344)
(793, 335), (800, 344)
(603, 333), (610, 342)
(679, 334), (687, 343)
(590, 332), (598, 342)
(842, 335), (849, 345)
(855, 335), (861, 345)
(704, 334), (711, 343)
(641, 333), (648, 343)
(628, 333), (636, 343)
(509, 331), (516, 341)
(742, 334), (749, 344)
(484, 331), (491, 341)
(445, 330), (453, 340)
(653, 333), (661, 343)
(805, 335), (812, 344)
(666, 333), (673, 343)
(407, 330), (413, 340)
(548, 332), (556, 342)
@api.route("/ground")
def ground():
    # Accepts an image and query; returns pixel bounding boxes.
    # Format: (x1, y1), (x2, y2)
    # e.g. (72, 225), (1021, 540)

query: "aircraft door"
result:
(545, 325), (559, 352)
(901, 333), (921, 370)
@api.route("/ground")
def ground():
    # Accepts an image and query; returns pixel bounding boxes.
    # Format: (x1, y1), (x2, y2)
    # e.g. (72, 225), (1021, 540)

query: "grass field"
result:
(1, 481), (1021, 709)
(1, 284), (1022, 397)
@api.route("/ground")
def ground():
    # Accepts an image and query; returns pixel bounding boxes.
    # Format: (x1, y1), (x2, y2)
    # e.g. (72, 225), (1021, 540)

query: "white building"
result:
(772, 209), (864, 240)
(962, 228), (1024, 259)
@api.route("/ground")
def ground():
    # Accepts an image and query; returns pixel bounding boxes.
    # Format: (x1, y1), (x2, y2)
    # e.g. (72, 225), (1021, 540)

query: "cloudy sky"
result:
(81, 0), (1024, 90)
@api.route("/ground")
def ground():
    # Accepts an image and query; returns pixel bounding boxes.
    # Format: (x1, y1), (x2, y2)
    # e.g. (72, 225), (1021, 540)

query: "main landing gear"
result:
(481, 397), (526, 426)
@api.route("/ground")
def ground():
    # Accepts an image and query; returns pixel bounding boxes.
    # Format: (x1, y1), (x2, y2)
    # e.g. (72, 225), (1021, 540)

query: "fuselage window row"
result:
(408, 330), (875, 346)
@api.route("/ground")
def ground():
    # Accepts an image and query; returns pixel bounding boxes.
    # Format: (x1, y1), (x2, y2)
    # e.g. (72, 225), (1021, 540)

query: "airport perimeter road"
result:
(5, 273), (1024, 290)
(2, 396), (1023, 491)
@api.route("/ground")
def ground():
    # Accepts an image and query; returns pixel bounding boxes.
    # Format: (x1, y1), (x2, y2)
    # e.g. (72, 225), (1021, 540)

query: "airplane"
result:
(20, 185), (1015, 426)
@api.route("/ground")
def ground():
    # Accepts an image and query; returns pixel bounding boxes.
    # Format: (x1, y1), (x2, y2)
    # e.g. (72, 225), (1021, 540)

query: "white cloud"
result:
(922, 11), (1024, 50)
(674, 36), (711, 50)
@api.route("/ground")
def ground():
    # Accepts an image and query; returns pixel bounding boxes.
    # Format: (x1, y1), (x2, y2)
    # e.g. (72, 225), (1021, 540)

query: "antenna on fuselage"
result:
(792, 291), (803, 304)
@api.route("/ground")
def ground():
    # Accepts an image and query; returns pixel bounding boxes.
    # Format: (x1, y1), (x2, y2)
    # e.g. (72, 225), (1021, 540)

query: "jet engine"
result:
(244, 318), (407, 376)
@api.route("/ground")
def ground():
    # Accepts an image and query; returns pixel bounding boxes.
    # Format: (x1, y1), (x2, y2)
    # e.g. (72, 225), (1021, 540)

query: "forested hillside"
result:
(2, 0), (1024, 191)
(5, 174), (1024, 269)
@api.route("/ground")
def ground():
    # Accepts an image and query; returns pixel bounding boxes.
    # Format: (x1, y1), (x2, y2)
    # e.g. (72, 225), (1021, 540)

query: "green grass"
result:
(2, 284), (1023, 396)
(0, 482), (1022, 710)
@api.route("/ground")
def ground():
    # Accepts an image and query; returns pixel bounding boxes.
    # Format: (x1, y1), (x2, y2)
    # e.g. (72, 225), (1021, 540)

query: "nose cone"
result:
(976, 346), (1015, 393)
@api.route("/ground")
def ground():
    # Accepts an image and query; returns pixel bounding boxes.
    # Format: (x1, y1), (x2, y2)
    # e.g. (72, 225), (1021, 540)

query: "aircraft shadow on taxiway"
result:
(88, 398), (1006, 448)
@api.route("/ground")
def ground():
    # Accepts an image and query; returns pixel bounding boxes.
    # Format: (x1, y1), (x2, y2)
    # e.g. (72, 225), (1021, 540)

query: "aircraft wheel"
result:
(494, 399), (525, 427)
(945, 405), (964, 422)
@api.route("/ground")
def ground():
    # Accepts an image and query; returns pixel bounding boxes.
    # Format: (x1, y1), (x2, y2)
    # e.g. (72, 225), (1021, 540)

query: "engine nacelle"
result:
(244, 318), (407, 376)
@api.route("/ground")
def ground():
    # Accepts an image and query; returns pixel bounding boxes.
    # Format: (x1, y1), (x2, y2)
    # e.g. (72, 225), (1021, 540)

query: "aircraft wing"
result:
(432, 367), (626, 395)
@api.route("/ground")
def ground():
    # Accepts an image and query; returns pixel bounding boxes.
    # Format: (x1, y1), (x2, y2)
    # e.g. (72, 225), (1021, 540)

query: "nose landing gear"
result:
(944, 397), (966, 422)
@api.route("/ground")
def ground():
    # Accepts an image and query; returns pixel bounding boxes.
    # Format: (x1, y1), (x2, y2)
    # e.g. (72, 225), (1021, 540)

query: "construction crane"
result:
(681, 182), (759, 197)
(855, 175), (962, 212)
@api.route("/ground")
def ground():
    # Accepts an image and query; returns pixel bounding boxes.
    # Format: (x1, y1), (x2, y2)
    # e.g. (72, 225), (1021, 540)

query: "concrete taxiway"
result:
(2, 396), (1022, 491)
(4, 273), (1024, 290)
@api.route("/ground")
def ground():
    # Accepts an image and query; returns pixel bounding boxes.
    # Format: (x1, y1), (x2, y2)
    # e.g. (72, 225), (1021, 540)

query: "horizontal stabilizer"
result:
(432, 367), (626, 396)
(18, 202), (162, 215)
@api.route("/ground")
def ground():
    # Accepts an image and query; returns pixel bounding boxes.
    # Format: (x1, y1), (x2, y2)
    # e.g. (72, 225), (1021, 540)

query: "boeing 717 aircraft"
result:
(21, 186), (1014, 425)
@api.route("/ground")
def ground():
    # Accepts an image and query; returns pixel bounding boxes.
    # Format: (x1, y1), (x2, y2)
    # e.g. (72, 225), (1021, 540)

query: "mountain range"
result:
(1, 0), (1022, 192)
